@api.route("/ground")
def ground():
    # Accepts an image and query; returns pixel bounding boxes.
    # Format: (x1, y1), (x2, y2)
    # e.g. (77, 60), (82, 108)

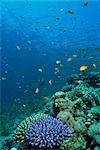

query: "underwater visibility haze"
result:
(0, 0), (100, 150)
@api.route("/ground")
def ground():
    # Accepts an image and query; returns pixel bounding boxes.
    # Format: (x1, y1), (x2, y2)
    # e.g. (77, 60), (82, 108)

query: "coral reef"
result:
(26, 117), (73, 149)
(52, 72), (100, 149)
(1, 72), (100, 150)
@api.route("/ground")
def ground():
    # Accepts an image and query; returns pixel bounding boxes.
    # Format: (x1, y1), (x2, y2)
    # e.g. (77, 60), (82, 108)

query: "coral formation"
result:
(60, 134), (86, 150)
(26, 117), (73, 149)
(15, 113), (48, 144)
(52, 72), (100, 149)
(2, 72), (100, 150)
(88, 121), (100, 145)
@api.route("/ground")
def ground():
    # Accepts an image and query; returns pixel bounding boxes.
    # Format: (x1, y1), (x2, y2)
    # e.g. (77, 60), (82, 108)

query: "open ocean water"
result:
(0, 0), (100, 150)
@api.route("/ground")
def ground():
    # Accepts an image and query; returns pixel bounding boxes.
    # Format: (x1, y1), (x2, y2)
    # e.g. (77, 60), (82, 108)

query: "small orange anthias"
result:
(43, 96), (49, 100)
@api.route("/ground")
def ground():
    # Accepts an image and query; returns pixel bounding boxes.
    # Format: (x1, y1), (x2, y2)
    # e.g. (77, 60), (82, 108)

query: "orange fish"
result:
(77, 80), (83, 84)
(43, 96), (49, 100)
(92, 64), (96, 68)
(35, 88), (39, 94)
(67, 57), (72, 61)
(80, 66), (88, 71)
(77, 57), (81, 61)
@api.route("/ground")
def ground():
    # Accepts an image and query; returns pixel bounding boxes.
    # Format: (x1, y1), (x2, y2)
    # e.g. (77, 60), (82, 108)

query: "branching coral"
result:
(26, 117), (73, 149)
(14, 113), (48, 144)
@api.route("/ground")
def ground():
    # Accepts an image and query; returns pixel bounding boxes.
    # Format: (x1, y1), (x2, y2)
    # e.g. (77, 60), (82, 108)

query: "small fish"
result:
(55, 68), (59, 72)
(56, 60), (61, 65)
(45, 26), (50, 30)
(94, 60), (100, 63)
(23, 104), (26, 107)
(91, 101), (96, 105)
(39, 81), (45, 86)
(18, 86), (22, 89)
(95, 48), (100, 52)
(49, 80), (52, 85)
(55, 67), (59, 70)
(27, 40), (32, 44)
(54, 71), (58, 75)
(16, 45), (21, 50)
(55, 17), (60, 20)
(84, 1), (88, 6)
(38, 68), (43, 72)
(67, 57), (72, 61)
(32, 69), (34, 72)
(92, 64), (96, 68)
(43, 96), (49, 100)
(0, 77), (7, 80)
(35, 88), (39, 94)
(63, 29), (67, 32)
(72, 54), (77, 57)
(77, 57), (81, 61)
(65, 10), (75, 14)
(88, 56), (94, 59)
(80, 66), (88, 71)
(77, 80), (83, 84)
(5, 71), (8, 74)
(59, 64), (63, 67)
(96, 83), (100, 86)
(5, 63), (8, 67)
(24, 90), (28, 93)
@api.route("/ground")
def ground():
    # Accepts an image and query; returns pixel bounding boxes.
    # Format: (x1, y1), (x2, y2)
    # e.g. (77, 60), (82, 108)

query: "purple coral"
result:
(26, 117), (73, 149)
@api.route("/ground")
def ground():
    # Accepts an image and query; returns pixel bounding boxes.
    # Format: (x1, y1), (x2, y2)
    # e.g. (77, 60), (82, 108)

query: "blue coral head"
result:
(26, 116), (73, 149)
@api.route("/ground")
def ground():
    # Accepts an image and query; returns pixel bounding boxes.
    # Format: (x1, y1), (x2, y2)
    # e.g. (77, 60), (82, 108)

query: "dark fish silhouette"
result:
(84, 2), (88, 6)
(39, 82), (45, 86)
(65, 10), (75, 14)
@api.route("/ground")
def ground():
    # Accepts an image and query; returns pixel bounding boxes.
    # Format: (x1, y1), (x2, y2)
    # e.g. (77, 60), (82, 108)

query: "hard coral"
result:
(26, 117), (73, 149)
(60, 134), (86, 150)
(55, 98), (67, 110)
(15, 113), (48, 144)
(52, 91), (65, 100)
(88, 121), (100, 145)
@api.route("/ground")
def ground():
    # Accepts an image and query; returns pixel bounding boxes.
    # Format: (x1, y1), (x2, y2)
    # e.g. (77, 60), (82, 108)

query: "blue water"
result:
(1, 0), (100, 116)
